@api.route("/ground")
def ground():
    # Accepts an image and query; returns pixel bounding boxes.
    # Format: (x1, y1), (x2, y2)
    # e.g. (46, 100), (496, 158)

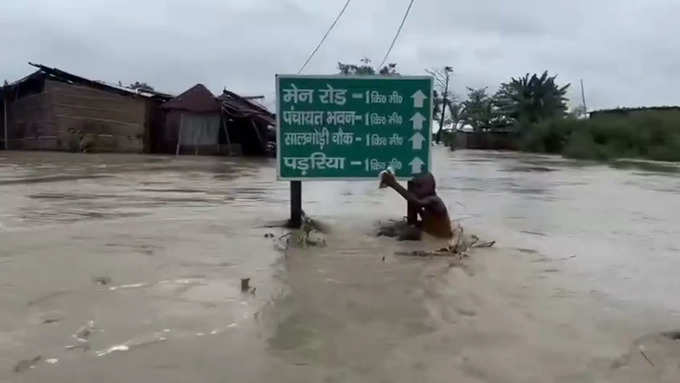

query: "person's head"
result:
(412, 172), (436, 198)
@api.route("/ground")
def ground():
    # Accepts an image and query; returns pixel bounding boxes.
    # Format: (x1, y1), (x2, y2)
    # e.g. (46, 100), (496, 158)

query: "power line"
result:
(297, 0), (352, 74)
(378, 0), (416, 69)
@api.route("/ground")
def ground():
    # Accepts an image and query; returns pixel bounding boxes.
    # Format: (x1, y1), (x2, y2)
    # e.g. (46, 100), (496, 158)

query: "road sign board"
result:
(276, 75), (432, 180)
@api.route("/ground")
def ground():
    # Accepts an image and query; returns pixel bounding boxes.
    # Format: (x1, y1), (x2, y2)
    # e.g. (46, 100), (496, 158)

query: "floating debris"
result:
(96, 345), (129, 357)
(65, 320), (97, 351)
(395, 225), (495, 260)
(27, 290), (69, 306)
(65, 343), (90, 351)
(41, 312), (63, 324)
(241, 278), (250, 292)
(73, 320), (96, 343)
(45, 358), (59, 365)
(93, 276), (112, 286)
(108, 282), (148, 291)
(14, 356), (41, 373)
(95, 331), (169, 357)
(638, 345), (655, 367)
(276, 213), (328, 250)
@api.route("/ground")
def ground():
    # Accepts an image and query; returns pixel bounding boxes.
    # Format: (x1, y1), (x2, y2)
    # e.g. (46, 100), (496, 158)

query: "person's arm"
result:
(381, 172), (427, 207)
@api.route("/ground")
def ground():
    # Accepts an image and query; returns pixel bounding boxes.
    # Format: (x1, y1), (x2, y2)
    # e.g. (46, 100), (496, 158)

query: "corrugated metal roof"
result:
(219, 90), (275, 125)
(1, 62), (174, 101)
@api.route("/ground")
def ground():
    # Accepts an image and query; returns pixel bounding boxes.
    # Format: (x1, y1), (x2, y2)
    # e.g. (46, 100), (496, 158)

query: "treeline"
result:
(433, 71), (571, 137)
(438, 71), (680, 162)
(523, 111), (680, 162)
(337, 60), (680, 162)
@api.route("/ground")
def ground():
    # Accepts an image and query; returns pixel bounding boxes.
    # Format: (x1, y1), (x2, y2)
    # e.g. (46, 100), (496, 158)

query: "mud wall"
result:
(6, 80), (147, 152)
(5, 86), (56, 150)
(47, 80), (146, 152)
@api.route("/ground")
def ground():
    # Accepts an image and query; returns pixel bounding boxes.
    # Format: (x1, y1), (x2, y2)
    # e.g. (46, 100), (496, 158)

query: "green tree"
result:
(128, 81), (155, 92)
(338, 58), (399, 76)
(494, 71), (570, 129)
(462, 87), (494, 132)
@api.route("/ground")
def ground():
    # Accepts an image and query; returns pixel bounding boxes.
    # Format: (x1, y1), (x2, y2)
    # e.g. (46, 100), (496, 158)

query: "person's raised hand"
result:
(380, 170), (397, 188)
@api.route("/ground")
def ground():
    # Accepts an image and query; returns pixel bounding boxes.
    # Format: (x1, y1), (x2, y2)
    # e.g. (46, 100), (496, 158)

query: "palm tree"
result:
(494, 71), (570, 129)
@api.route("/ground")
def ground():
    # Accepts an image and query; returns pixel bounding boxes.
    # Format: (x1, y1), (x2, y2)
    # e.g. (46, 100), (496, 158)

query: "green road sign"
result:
(276, 75), (433, 180)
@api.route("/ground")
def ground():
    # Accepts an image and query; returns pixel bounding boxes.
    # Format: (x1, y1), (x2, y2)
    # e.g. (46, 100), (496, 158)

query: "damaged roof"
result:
(162, 84), (221, 113)
(2, 62), (173, 100)
(219, 90), (275, 126)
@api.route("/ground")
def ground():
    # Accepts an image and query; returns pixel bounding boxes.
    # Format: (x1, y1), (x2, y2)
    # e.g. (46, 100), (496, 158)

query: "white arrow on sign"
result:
(409, 157), (425, 174)
(410, 90), (427, 108)
(410, 112), (426, 131)
(409, 132), (426, 150)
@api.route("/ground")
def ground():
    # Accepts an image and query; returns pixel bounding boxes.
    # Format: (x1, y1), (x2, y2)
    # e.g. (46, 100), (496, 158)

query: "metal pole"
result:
(3, 94), (7, 150)
(407, 181), (417, 225)
(290, 181), (302, 227)
(580, 79), (588, 117)
(439, 72), (449, 138)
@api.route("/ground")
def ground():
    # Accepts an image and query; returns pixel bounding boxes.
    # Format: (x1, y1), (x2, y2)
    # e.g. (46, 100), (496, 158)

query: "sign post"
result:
(290, 180), (302, 227)
(276, 75), (433, 225)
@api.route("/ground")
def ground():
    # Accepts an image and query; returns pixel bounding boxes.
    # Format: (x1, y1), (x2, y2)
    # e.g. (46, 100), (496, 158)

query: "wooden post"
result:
(175, 113), (183, 155)
(407, 181), (417, 225)
(250, 120), (265, 153)
(290, 181), (302, 227)
(221, 118), (232, 156)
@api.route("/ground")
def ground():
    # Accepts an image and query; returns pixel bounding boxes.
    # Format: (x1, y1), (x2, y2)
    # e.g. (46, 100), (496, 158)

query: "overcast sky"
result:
(2, 0), (678, 111)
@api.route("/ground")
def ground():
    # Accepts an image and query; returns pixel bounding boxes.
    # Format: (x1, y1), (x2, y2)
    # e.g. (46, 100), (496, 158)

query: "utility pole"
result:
(2, 85), (7, 150)
(580, 79), (588, 118)
(436, 66), (453, 144)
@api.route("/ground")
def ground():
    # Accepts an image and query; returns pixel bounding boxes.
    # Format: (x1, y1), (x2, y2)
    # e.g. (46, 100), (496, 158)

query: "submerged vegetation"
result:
(521, 111), (680, 162)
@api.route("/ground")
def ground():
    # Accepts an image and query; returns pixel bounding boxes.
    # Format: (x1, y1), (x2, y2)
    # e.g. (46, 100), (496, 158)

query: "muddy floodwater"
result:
(1, 148), (680, 382)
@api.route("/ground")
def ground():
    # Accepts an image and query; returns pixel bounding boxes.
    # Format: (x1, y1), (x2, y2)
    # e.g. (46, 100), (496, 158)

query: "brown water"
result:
(1, 148), (679, 382)
(436, 151), (680, 314)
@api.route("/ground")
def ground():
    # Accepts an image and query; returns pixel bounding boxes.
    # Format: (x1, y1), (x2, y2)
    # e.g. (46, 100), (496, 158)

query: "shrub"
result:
(521, 111), (680, 162)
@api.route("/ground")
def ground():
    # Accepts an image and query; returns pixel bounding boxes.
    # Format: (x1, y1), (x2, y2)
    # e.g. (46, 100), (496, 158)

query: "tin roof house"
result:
(0, 63), (171, 152)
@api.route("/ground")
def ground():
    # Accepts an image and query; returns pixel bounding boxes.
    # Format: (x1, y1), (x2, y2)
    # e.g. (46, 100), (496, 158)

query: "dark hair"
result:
(414, 172), (435, 188)
(413, 172), (436, 196)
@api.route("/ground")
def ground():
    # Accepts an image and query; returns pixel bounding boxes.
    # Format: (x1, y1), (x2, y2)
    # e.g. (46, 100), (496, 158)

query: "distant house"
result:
(590, 106), (680, 119)
(160, 84), (223, 155)
(0, 63), (276, 156)
(157, 84), (275, 156)
(0, 63), (171, 152)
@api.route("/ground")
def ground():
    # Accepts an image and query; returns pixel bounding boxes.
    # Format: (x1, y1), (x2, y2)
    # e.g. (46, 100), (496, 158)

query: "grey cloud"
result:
(1, 0), (678, 110)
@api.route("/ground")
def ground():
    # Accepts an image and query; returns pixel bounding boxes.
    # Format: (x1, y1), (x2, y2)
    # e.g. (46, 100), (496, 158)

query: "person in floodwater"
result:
(379, 171), (453, 240)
